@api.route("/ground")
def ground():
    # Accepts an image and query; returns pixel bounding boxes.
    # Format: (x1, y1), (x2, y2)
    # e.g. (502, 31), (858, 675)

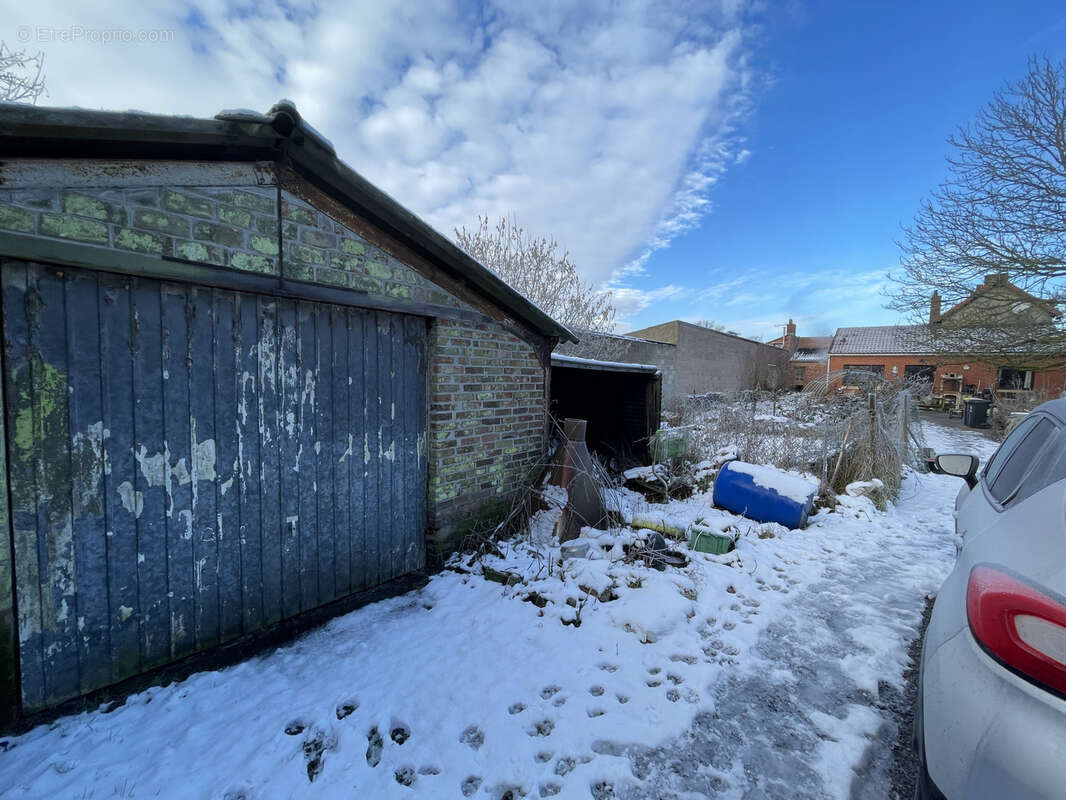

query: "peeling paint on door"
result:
(3, 261), (427, 712)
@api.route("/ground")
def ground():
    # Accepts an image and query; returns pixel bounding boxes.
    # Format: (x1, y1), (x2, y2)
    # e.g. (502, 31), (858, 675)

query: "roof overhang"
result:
(551, 353), (659, 374)
(0, 101), (577, 344)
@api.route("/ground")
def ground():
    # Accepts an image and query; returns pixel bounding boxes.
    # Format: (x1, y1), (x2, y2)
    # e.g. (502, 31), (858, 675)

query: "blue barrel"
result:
(712, 461), (818, 529)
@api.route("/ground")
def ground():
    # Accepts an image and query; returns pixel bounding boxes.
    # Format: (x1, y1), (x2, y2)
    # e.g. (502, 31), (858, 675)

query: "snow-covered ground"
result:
(0, 423), (997, 800)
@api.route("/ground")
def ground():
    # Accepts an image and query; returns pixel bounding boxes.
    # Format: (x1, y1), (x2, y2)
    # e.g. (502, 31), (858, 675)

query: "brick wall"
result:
(428, 319), (547, 554)
(827, 355), (1066, 399)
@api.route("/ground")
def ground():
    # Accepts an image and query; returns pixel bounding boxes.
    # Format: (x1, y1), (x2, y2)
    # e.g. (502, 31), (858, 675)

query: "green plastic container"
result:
(687, 527), (733, 555)
(651, 428), (689, 462)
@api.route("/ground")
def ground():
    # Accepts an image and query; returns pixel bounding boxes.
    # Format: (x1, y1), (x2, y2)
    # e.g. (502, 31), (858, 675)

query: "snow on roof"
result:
(792, 349), (828, 363)
(829, 325), (934, 355)
(550, 353), (660, 373)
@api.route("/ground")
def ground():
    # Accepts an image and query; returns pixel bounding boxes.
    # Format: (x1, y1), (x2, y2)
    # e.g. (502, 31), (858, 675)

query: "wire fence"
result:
(677, 373), (930, 501)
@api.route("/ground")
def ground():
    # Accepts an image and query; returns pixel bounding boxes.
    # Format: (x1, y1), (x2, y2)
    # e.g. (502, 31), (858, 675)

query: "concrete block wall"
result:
(428, 319), (547, 554)
(573, 335), (677, 405)
(0, 184), (462, 312)
(622, 321), (791, 407)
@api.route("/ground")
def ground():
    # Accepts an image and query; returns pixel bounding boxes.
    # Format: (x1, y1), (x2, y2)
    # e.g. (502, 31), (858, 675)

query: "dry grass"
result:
(676, 381), (927, 499)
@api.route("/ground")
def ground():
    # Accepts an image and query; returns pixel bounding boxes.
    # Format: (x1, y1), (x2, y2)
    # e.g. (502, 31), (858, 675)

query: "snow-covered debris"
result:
(0, 424), (999, 800)
(845, 478), (885, 497)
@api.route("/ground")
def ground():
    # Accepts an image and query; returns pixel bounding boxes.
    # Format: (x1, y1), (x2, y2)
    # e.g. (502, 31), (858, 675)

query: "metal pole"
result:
(868, 393), (877, 476)
(901, 390), (910, 462)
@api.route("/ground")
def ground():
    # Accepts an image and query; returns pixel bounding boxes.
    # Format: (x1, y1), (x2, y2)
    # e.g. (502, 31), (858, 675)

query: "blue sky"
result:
(5, 1), (1066, 341)
(616, 1), (1066, 339)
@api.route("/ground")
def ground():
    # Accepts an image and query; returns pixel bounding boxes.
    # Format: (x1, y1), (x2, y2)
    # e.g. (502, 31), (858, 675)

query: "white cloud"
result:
(612, 284), (690, 316)
(7, 0), (755, 286)
(613, 266), (902, 341)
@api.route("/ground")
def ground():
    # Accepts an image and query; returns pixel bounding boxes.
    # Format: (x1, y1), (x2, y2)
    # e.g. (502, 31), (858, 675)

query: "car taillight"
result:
(967, 565), (1066, 699)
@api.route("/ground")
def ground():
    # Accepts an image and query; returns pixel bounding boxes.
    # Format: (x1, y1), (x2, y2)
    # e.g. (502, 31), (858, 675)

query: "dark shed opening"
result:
(550, 355), (662, 468)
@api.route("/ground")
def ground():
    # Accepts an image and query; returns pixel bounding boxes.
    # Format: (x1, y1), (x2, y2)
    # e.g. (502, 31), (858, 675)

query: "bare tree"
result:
(889, 57), (1066, 368)
(457, 215), (628, 360)
(456, 215), (615, 332)
(0, 42), (46, 104)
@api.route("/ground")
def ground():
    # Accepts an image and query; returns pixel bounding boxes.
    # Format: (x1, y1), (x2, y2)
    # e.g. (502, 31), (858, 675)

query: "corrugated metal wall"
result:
(1, 260), (427, 711)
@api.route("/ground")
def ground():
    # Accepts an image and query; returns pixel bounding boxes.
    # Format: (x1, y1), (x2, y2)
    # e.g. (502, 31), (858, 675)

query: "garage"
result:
(0, 101), (576, 722)
(2, 259), (427, 710)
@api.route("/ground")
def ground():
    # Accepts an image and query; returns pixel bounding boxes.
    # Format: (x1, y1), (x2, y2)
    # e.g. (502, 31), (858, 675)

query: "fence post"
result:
(868, 393), (877, 473)
(900, 390), (910, 462)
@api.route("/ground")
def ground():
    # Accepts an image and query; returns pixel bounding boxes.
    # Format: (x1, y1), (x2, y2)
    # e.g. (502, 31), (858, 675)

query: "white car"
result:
(915, 399), (1066, 799)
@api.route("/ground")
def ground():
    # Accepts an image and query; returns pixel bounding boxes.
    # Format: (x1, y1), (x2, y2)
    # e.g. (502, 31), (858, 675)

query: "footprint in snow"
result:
(460, 726), (485, 750)
(598, 663), (618, 673)
(418, 765), (441, 775)
(461, 776), (483, 797)
(552, 696), (566, 707)
(591, 780), (616, 799)
(666, 689), (680, 702)
(535, 751), (553, 763)
(616, 694), (629, 704)
(509, 702), (526, 715)
(394, 766), (416, 787)
(588, 685), (604, 697)
(646, 679), (662, 687)
(539, 782), (562, 797)
(335, 701), (358, 720)
(647, 666), (661, 675)
(391, 724), (410, 745)
(670, 654), (698, 665)
(366, 728), (384, 767)
(587, 708), (605, 718)
(554, 756), (576, 776)
(540, 685), (561, 699)
(666, 673), (684, 685)
(303, 732), (330, 783)
(527, 719), (555, 737)
(284, 721), (305, 736)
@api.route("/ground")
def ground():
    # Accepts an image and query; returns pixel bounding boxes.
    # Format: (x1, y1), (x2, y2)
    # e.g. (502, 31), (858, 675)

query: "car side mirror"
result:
(931, 453), (979, 488)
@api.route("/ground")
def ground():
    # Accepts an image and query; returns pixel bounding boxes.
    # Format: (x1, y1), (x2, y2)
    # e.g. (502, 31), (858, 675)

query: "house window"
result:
(842, 364), (884, 386)
(794, 366), (806, 382)
(904, 365), (934, 384)
(997, 368), (1033, 390)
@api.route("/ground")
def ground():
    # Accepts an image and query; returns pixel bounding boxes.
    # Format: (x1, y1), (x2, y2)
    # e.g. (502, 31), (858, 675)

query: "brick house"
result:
(0, 101), (575, 719)
(767, 319), (832, 389)
(825, 275), (1066, 407)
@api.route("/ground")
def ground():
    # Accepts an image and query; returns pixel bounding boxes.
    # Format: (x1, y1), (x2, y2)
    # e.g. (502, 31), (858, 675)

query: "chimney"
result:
(984, 272), (1008, 288)
(929, 291), (941, 324)
(783, 318), (797, 352)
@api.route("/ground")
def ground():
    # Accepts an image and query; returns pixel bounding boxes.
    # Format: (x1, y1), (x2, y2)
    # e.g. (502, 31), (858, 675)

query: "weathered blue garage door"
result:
(2, 260), (427, 710)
